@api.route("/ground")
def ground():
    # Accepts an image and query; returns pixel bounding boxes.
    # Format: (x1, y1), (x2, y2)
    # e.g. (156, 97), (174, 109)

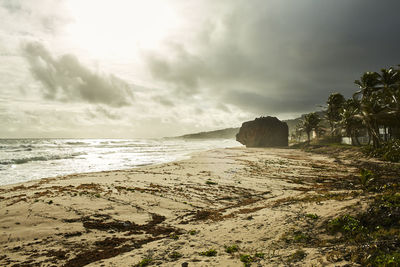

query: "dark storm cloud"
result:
(146, 45), (205, 95)
(23, 42), (134, 107)
(224, 90), (324, 115)
(145, 0), (400, 115)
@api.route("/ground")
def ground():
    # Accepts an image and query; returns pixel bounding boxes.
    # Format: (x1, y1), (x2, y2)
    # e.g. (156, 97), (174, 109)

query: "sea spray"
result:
(0, 138), (239, 186)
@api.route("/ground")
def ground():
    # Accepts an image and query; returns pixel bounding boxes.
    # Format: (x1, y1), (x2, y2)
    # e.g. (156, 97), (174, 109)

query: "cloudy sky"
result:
(1, 0), (400, 138)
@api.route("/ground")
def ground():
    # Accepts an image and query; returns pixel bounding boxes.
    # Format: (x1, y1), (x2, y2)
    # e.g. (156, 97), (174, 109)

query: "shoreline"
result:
(0, 144), (243, 187)
(1, 146), (368, 266)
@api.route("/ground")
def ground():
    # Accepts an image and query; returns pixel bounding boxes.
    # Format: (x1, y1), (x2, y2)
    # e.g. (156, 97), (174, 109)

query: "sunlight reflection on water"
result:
(0, 138), (239, 185)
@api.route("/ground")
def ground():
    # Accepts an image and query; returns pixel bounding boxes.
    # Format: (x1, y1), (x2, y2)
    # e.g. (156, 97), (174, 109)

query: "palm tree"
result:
(378, 67), (400, 139)
(354, 68), (400, 147)
(379, 67), (399, 108)
(301, 112), (321, 142)
(354, 71), (383, 148)
(339, 99), (363, 145)
(326, 93), (345, 138)
(294, 122), (304, 142)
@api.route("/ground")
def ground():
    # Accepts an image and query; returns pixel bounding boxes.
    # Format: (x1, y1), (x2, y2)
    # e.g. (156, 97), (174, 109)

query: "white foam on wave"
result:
(0, 138), (239, 186)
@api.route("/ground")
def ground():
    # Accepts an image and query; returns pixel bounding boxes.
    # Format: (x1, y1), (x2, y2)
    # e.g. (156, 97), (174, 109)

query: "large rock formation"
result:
(236, 116), (288, 147)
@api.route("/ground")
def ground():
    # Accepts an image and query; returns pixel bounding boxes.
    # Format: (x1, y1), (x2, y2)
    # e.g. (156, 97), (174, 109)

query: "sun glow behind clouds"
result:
(65, 0), (180, 59)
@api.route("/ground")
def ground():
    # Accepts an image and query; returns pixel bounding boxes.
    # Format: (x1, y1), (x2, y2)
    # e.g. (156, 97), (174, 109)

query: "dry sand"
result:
(0, 147), (366, 266)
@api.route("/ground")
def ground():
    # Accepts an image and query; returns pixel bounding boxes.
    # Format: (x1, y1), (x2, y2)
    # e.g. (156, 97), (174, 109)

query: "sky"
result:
(1, 0), (400, 138)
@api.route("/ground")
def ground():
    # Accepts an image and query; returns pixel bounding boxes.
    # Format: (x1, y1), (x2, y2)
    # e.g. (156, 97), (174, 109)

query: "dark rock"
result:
(236, 116), (288, 147)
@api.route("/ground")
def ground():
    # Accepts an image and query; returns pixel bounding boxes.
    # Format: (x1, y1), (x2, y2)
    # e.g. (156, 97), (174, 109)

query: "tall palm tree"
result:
(301, 112), (321, 142)
(379, 67), (399, 109)
(339, 98), (363, 145)
(326, 93), (345, 138)
(354, 72), (383, 148)
(378, 67), (400, 139)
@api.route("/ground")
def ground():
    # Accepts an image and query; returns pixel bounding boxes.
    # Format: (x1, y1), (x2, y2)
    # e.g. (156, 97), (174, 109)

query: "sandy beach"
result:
(0, 147), (367, 266)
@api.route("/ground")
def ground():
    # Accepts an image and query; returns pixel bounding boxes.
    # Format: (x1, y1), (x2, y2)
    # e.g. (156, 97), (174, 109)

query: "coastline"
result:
(0, 138), (240, 187)
(0, 146), (220, 188)
(1, 146), (365, 266)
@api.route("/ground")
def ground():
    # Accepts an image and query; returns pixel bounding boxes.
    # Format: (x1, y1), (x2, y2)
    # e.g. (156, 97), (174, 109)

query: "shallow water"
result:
(0, 138), (239, 185)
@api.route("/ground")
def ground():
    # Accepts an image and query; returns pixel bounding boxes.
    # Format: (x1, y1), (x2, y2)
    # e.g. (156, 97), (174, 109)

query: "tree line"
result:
(294, 65), (400, 148)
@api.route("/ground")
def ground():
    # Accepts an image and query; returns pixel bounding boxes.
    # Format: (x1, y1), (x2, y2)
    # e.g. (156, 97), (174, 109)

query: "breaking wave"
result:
(0, 138), (239, 186)
(0, 153), (84, 165)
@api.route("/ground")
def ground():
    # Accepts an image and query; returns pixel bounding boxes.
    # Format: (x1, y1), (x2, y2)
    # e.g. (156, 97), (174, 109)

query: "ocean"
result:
(0, 138), (240, 186)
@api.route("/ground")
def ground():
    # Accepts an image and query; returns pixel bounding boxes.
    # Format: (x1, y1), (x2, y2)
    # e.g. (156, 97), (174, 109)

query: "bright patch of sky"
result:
(1, 0), (400, 138)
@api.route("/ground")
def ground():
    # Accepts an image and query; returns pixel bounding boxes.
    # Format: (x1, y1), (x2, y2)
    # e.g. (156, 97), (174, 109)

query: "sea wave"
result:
(0, 144), (34, 150)
(65, 141), (89, 146)
(0, 138), (239, 186)
(6, 148), (33, 152)
(0, 152), (84, 165)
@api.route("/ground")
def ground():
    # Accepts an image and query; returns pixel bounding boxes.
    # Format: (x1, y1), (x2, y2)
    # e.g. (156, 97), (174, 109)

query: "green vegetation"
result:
(327, 214), (366, 237)
(200, 249), (217, 257)
(169, 251), (182, 260)
(177, 127), (239, 139)
(293, 232), (311, 243)
(239, 254), (253, 266)
(288, 66), (400, 265)
(326, 93), (346, 137)
(353, 69), (399, 149)
(358, 169), (375, 190)
(188, 229), (198, 235)
(376, 193), (400, 208)
(281, 230), (312, 244)
(305, 213), (319, 220)
(205, 180), (218, 185)
(224, 244), (239, 254)
(292, 65), (400, 163)
(297, 112), (321, 142)
(363, 139), (400, 162)
(136, 258), (152, 267)
(371, 252), (400, 266)
(238, 252), (265, 266)
(338, 99), (363, 144)
(325, 189), (400, 266)
(169, 233), (179, 240)
(254, 252), (265, 259)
